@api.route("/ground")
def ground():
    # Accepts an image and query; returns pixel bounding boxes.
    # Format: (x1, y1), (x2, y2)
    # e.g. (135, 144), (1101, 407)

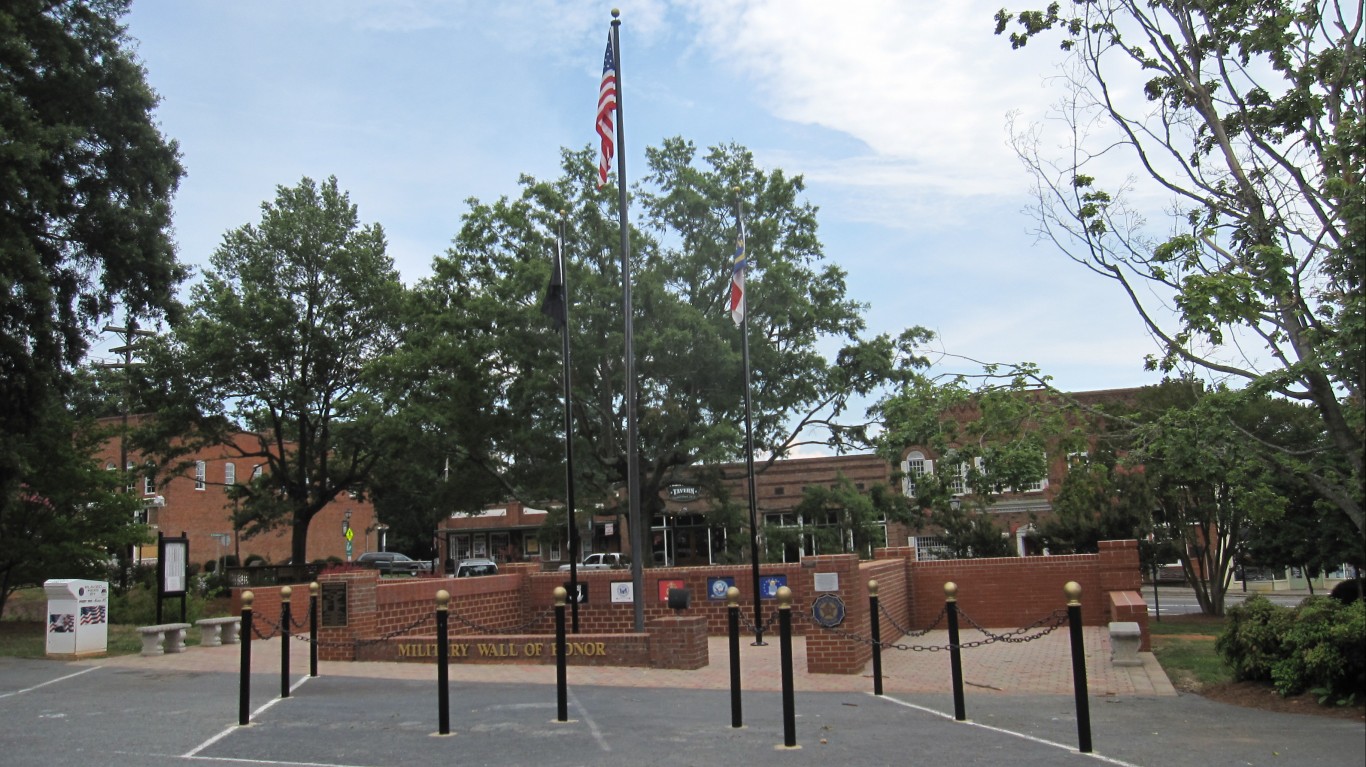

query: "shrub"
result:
(1216, 595), (1290, 681)
(1218, 595), (1366, 704)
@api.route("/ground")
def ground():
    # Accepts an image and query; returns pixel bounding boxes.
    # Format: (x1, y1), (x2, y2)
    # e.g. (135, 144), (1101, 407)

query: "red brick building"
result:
(94, 423), (375, 570)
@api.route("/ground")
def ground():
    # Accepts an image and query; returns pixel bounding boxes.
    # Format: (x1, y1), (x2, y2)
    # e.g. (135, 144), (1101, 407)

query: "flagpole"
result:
(735, 190), (765, 645)
(610, 9), (645, 633)
(557, 213), (581, 634)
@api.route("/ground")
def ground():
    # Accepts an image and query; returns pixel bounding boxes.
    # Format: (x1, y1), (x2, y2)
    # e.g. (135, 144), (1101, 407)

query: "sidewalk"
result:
(88, 626), (1174, 697)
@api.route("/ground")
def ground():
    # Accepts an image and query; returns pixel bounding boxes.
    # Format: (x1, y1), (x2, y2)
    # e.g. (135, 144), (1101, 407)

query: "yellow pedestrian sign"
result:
(344, 526), (353, 542)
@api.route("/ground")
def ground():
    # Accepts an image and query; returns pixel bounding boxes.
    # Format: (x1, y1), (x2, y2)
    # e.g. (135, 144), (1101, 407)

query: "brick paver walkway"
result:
(90, 626), (1174, 697)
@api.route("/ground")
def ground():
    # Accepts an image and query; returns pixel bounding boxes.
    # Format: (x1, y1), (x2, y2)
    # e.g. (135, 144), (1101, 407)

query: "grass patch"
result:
(0, 622), (156, 658)
(1149, 613), (1233, 688)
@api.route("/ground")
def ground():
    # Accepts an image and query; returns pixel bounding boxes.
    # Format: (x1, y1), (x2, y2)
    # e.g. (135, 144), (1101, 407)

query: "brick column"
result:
(647, 615), (708, 669)
(316, 570), (379, 661)
(802, 554), (869, 675)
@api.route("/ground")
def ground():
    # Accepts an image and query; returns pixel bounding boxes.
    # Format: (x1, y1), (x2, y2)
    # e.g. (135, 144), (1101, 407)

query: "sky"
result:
(109, 0), (1173, 417)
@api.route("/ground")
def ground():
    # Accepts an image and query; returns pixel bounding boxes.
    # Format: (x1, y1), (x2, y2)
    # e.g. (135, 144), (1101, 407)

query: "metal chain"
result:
(803, 607), (1069, 652)
(958, 607), (1069, 644)
(879, 602), (946, 637)
(743, 607), (781, 636)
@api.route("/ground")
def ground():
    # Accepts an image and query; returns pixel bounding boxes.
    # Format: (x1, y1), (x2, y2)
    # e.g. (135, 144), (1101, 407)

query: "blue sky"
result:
(113, 0), (1170, 406)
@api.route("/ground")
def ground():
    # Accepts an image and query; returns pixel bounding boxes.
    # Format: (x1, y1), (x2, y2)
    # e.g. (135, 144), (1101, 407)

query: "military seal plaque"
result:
(811, 593), (846, 628)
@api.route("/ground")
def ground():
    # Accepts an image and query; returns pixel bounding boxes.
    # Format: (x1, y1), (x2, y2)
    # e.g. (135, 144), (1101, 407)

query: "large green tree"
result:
(874, 369), (1086, 558)
(141, 177), (404, 565)
(390, 139), (925, 557)
(995, 1), (1364, 535)
(0, 0), (183, 594)
(1127, 384), (1291, 615)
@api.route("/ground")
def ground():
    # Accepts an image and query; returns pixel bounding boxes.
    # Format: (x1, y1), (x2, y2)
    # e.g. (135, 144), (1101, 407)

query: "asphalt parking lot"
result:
(1, 654), (1362, 767)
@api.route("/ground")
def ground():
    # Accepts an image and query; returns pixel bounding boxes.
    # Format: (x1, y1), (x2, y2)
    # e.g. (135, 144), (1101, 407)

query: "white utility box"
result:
(44, 579), (110, 658)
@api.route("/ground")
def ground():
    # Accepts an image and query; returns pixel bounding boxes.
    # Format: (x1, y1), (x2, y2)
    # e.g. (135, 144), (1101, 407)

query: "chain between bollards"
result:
(436, 590), (451, 736)
(777, 586), (797, 749)
(554, 587), (569, 723)
(309, 582), (319, 678)
(239, 590), (253, 726)
(869, 579), (883, 696)
(945, 581), (966, 721)
(727, 586), (742, 728)
(1066, 581), (1093, 753)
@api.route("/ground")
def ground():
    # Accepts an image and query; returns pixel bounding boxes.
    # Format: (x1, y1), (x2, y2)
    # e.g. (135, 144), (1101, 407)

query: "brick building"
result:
(95, 422), (375, 571)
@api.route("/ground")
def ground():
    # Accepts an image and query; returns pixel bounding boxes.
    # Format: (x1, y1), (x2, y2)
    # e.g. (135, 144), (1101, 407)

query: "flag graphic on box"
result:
(49, 613), (75, 633)
(80, 605), (107, 625)
(728, 231), (747, 326)
(596, 35), (618, 188)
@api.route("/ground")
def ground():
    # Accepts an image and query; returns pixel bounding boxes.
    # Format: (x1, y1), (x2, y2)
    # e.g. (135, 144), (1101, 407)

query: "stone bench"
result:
(1109, 621), (1143, 667)
(195, 616), (242, 647)
(136, 623), (192, 656)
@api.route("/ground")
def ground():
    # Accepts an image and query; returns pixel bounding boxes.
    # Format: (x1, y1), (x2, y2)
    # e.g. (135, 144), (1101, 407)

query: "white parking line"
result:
(0, 665), (100, 699)
(183, 675), (315, 760)
(871, 692), (1144, 767)
(568, 686), (611, 752)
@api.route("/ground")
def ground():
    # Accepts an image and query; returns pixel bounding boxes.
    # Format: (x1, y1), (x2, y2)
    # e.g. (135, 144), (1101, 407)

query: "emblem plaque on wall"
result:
(320, 582), (348, 628)
(811, 593), (846, 628)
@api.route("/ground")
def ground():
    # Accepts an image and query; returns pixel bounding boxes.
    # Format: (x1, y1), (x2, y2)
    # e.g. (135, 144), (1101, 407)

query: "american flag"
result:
(80, 605), (107, 625)
(49, 613), (74, 633)
(596, 34), (618, 188)
(729, 231), (747, 326)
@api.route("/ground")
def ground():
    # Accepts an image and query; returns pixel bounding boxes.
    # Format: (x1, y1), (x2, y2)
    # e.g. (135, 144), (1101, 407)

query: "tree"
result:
(0, 411), (146, 618)
(778, 477), (913, 562)
(1033, 448), (1155, 555)
(995, 1), (1364, 535)
(140, 177), (404, 565)
(1, 0), (184, 585)
(395, 139), (926, 555)
(874, 369), (1084, 558)
(1122, 383), (1292, 615)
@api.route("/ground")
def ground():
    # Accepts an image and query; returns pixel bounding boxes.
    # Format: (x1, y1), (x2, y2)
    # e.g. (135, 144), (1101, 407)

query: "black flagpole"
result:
(557, 214), (581, 633)
(735, 191), (765, 645)
(610, 10), (644, 633)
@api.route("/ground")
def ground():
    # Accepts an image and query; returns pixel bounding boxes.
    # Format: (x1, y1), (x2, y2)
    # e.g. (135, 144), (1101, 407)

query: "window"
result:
(126, 461), (136, 493)
(949, 461), (969, 496)
(773, 486), (785, 496)
(901, 452), (932, 497)
(144, 475), (155, 495)
(224, 462), (236, 486)
(194, 461), (206, 491)
(252, 464), (264, 480)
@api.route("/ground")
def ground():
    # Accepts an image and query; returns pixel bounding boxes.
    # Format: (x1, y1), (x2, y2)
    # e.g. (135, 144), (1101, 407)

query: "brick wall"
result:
(235, 540), (1149, 671)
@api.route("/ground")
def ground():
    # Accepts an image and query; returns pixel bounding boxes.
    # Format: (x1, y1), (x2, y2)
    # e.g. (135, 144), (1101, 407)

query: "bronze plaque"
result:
(320, 582), (348, 628)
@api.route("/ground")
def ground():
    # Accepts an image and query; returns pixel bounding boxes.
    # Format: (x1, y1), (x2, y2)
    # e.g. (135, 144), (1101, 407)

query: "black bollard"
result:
(309, 582), (319, 678)
(727, 586), (743, 728)
(554, 586), (568, 722)
(1065, 581), (1093, 753)
(869, 579), (884, 696)
(945, 582), (966, 721)
(239, 590), (253, 726)
(280, 586), (292, 699)
(777, 586), (797, 749)
(436, 590), (451, 736)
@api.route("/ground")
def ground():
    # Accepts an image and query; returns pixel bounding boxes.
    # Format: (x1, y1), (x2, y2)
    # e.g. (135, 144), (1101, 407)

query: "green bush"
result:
(1218, 595), (1366, 704)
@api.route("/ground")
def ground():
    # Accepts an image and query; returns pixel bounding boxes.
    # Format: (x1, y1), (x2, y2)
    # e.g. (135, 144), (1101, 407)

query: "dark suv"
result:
(355, 551), (431, 575)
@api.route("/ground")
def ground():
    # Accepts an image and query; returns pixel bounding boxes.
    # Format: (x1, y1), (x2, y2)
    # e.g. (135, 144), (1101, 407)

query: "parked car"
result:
(455, 558), (499, 578)
(558, 552), (629, 572)
(355, 551), (431, 575)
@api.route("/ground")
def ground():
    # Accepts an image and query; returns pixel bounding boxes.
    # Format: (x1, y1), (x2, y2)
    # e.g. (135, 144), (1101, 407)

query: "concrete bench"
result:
(1109, 621), (1143, 667)
(136, 623), (191, 656)
(195, 616), (242, 647)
